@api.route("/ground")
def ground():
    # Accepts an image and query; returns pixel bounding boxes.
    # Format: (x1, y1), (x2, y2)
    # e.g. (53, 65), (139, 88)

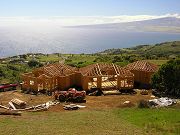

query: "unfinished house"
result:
(79, 63), (134, 91)
(125, 61), (158, 88)
(21, 63), (134, 92)
(21, 63), (79, 92)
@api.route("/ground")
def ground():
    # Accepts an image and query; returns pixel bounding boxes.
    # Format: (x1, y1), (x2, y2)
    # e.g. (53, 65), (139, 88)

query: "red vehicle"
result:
(0, 83), (18, 92)
(54, 88), (86, 102)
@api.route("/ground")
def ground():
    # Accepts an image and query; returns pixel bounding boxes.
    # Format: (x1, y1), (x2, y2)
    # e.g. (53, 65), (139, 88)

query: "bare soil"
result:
(0, 90), (155, 112)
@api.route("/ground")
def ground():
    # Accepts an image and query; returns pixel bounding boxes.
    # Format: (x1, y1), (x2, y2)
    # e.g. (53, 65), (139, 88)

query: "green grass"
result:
(65, 54), (97, 67)
(147, 60), (168, 66)
(115, 108), (180, 135)
(0, 108), (179, 135)
(0, 110), (142, 135)
(36, 54), (63, 62)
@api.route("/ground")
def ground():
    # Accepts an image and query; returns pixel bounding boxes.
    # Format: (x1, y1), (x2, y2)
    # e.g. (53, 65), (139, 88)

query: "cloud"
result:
(0, 14), (179, 27)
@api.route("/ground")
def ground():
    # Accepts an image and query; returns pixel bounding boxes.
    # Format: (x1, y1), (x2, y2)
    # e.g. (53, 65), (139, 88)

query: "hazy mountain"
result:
(69, 17), (180, 32)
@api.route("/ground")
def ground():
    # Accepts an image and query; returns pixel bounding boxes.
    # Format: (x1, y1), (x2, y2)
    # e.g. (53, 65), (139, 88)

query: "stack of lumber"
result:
(10, 98), (27, 109)
(103, 90), (121, 95)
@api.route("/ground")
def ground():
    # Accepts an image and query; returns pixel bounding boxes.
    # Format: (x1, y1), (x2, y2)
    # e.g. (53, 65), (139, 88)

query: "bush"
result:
(0, 67), (5, 77)
(7, 65), (19, 71)
(112, 56), (123, 63)
(28, 60), (43, 68)
(93, 55), (112, 63)
(138, 100), (150, 108)
(151, 59), (180, 97)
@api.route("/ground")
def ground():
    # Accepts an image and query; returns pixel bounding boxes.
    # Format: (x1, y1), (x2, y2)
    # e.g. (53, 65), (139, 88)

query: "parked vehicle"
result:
(54, 88), (86, 102)
(0, 83), (18, 92)
(140, 90), (149, 95)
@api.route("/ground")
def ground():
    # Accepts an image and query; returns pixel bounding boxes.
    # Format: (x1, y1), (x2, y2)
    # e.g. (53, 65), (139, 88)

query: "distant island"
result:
(68, 17), (180, 33)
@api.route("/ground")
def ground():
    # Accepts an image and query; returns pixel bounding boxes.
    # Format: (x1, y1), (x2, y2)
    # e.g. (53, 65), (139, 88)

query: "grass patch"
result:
(65, 54), (97, 67)
(36, 54), (63, 62)
(0, 110), (142, 135)
(147, 60), (168, 66)
(115, 108), (180, 135)
(0, 107), (179, 135)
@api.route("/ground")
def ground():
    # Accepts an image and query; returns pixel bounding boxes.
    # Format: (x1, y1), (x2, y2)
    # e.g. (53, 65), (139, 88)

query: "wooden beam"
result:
(112, 63), (118, 75)
(97, 63), (103, 75)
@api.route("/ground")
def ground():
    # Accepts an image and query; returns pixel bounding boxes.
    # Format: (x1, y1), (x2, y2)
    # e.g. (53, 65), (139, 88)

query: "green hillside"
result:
(0, 41), (179, 84)
(101, 41), (180, 57)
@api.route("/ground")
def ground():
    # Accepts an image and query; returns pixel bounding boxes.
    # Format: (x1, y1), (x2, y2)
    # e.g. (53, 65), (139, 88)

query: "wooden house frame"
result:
(125, 61), (158, 86)
(21, 63), (134, 92)
(79, 63), (134, 91)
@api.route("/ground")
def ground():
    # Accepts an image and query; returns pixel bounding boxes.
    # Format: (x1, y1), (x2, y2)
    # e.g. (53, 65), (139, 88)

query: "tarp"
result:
(149, 97), (176, 107)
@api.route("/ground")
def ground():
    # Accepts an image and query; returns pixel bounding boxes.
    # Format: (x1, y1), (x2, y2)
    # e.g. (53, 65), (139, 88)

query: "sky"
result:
(0, 0), (180, 26)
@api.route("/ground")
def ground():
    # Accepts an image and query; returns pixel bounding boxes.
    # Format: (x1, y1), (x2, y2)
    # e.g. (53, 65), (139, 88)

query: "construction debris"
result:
(140, 90), (149, 95)
(122, 101), (135, 108)
(150, 95), (155, 98)
(0, 104), (9, 110)
(63, 104), (86, 110)
(0, 99), (59, 112)
(149, 97), (176, 107)
(103, 90), (121, 95)
(9, 101), (17, 110)
(123, 101), (131, 104)
(88, 89), (103, 96)
(11, 98), (27, 109)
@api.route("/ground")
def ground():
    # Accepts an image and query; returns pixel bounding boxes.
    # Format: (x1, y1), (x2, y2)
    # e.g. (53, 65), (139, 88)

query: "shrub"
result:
(138, 100), (150, 108)
(151, 59), (180, 97)
(112, 56), (123, 63)
(28, 60), (43, 68)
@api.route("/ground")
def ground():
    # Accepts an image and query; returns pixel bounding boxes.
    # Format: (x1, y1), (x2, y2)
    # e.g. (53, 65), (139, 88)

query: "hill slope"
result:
(100, 41), (180, 56)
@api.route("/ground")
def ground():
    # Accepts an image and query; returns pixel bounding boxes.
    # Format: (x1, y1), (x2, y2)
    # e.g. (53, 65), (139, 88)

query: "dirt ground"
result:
(0, 90), (156, 112)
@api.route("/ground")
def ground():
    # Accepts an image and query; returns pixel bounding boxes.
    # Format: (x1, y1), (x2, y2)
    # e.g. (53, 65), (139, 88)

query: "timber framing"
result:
(21, 63), (136, 92)
(125, 60), (158, 85)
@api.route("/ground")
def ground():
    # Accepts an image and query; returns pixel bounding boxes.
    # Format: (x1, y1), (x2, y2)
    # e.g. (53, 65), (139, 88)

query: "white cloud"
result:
(0, 14), (179, 27)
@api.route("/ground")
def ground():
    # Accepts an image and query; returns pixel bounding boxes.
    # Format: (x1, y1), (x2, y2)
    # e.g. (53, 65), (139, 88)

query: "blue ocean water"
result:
(0, 27), (180, 57)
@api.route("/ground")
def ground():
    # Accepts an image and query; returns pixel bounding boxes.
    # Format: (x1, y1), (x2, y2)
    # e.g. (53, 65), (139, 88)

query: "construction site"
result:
(0, 60), (161, 112)
(0, 60), (179, 135)
(21, 61), (158, 93)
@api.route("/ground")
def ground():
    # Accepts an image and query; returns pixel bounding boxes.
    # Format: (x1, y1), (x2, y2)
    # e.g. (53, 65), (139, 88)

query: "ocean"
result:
(0, 26), (180, 57)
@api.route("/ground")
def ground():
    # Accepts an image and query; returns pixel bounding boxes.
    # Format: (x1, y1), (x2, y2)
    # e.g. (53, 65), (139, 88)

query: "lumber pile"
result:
(10, 98), (27, 109)
(0, 98), (59, 113)
(103, 90), (121, 95)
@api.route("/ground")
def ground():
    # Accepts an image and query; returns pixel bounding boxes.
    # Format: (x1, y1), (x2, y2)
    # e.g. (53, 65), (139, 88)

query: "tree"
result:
(112, 56), (123, 63)
(20, 54), (27, 59)
(0, 67), (5, 77)
(28, 60), (42, 68)
(151, 59), (180, 97)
